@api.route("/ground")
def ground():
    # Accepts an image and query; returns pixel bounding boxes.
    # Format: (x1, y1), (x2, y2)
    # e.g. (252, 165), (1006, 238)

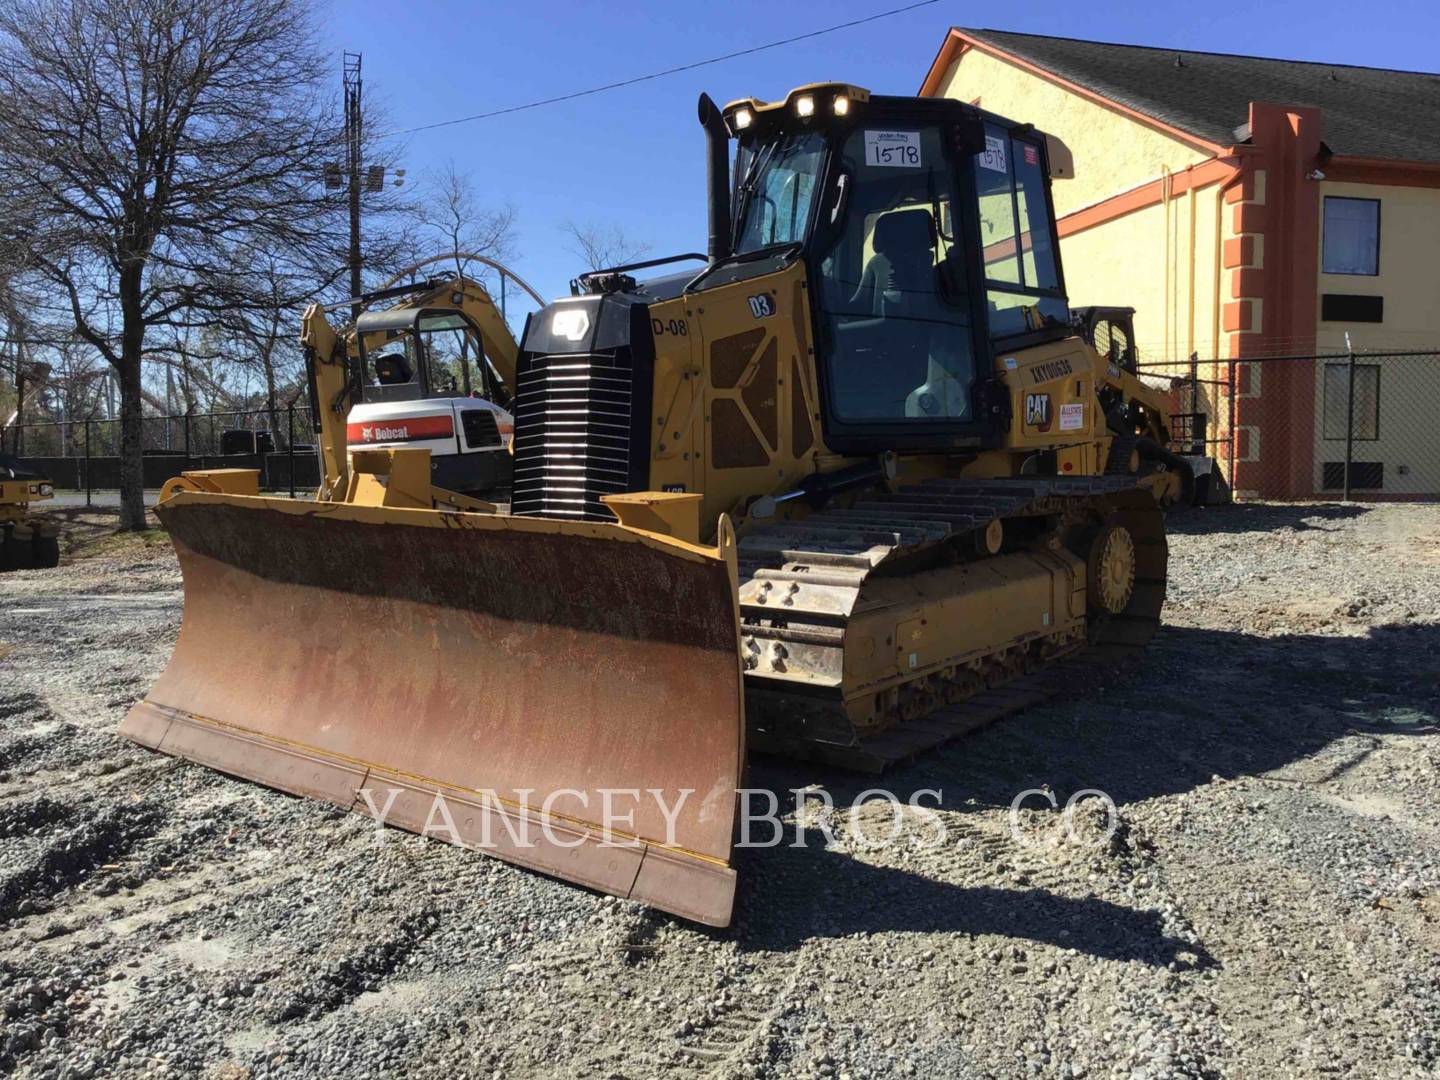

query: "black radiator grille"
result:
(510, 353), (635, 520)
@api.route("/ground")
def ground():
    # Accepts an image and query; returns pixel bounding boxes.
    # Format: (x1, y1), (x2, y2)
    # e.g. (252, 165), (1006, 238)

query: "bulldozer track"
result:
(737, 476), (1165, 772)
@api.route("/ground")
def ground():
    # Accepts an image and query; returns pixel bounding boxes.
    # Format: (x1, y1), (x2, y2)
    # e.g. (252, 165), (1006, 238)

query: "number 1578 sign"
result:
(864, 130), (921, 168)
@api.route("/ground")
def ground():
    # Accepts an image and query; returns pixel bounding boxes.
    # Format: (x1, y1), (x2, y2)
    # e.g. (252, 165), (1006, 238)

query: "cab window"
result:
(974, 124), (1066, 339)
(733, 132), (827, 253)
(814, 125), (976, 423)
(416, 312), (501, 399)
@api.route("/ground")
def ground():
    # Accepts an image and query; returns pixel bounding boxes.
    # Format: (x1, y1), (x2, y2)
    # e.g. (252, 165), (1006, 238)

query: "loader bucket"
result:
(121, 493), (745, 926)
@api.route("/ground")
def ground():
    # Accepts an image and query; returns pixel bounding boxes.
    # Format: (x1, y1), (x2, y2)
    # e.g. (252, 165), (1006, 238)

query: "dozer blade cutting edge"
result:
(121, 492), (745, 926)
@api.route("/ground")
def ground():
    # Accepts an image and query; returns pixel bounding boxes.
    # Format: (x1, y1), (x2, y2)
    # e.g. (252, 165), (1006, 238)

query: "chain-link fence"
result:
(1143, 349), (1440, 501)
(5, 406), (319, 496)
(10, 351), (1440, 504)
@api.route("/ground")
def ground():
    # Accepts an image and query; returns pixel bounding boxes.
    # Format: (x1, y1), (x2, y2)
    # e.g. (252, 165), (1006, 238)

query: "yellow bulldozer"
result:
(123, 84), (1194, 927)
(2, 362), (60, 571)
(0, 453), (58, 571)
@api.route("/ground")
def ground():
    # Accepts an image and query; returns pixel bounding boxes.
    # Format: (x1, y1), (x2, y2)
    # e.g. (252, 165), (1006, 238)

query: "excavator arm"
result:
(298, 301), (352, 501)
(434, 277), (520, 395)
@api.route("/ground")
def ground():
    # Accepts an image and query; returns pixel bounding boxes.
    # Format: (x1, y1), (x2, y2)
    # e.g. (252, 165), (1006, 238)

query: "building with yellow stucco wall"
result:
(922, 29), (1440, 497)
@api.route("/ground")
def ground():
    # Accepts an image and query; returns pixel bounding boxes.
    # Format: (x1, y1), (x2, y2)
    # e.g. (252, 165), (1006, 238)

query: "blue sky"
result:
(330, 0), (1439, 315)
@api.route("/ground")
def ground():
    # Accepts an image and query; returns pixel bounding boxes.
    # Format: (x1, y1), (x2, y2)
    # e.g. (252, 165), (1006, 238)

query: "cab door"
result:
(808, 116), (985, 449)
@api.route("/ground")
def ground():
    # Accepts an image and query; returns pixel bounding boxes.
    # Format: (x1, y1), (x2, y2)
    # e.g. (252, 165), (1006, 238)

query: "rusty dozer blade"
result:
(121, 493), (745, 926)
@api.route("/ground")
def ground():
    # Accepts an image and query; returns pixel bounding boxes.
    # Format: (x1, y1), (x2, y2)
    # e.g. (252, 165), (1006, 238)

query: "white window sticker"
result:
(864, 130), (922, 168)
(1002, 356), (1018, 369)
(979, 135), (1008, 173)
(1059, 403), (1086, 431)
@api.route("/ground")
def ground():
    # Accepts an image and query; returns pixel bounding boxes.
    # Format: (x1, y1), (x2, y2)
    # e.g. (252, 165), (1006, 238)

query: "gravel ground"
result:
(1, 502), (1437, 1079)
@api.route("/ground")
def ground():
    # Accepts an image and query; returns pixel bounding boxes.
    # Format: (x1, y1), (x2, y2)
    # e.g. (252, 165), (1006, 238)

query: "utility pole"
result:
(344, 52), (364, 324)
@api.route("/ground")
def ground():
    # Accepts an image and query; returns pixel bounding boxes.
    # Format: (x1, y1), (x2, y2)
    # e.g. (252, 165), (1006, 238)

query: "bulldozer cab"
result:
(353, 305), (506, 406)
(724, 87), (1070, 450)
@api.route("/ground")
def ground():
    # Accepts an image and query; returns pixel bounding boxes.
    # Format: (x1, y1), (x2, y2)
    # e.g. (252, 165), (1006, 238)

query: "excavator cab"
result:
(353, 303), (506, 406)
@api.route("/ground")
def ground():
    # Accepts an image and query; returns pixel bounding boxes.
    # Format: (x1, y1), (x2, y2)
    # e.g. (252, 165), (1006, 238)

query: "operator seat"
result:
(846, 208), (937, 411)
(849, 207), (938, 318)
(373, 353), (414, 386)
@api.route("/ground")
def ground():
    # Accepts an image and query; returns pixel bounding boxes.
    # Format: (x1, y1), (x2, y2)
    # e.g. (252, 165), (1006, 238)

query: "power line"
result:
(374, 0), (941, 139)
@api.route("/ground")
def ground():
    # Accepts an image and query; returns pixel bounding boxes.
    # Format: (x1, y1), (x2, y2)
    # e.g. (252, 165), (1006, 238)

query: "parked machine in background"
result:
(125, 85), (1193, 927)
(1071, 305), (1231, 506)
(0, 454), (58, 570)
(2, 362), (60, 571)
(307, 266), (534, 501)
(219, 429), (276, 456)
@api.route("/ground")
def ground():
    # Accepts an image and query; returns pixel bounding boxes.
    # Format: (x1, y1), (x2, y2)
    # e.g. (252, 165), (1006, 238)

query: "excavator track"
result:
(736, 476), (1166, 772)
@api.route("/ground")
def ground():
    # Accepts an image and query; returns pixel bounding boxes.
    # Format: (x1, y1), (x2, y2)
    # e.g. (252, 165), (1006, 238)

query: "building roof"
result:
(939, 29), (1440, 163)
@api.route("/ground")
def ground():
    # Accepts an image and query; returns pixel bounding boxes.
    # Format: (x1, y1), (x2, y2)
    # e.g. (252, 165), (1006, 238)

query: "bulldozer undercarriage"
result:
(739, 476), (1166, 772)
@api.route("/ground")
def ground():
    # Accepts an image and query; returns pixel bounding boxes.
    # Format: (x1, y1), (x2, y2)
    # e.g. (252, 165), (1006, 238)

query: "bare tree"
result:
(210, 252), (310, 442)
(561, 220), (651, 272)
(415, 163), (518, 394)
(0, 0), (406, 527)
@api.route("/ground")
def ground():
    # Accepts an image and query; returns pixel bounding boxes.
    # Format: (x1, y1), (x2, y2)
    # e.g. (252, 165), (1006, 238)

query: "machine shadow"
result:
(732, 618), (1437, 952)
(756, 619), (1439, 814)
(1164, 501), (1369, 536)
(731, 840), (1213, 968)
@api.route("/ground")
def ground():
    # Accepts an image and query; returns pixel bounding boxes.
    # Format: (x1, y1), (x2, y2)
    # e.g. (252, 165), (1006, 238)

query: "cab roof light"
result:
(832, 94), (850, 116)
(733, 107), (753, 131)
(794, 94), (815, 118)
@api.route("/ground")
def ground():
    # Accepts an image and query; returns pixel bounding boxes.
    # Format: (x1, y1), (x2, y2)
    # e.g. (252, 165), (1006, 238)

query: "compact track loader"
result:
(124, 85), (1193, 926)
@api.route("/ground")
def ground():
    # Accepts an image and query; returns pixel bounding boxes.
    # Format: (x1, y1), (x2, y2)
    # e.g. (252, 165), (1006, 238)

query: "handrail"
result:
(575, 252), (708, 287)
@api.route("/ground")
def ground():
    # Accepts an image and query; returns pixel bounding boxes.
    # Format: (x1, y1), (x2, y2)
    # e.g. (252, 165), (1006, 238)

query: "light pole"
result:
(331, 53), (405, 324)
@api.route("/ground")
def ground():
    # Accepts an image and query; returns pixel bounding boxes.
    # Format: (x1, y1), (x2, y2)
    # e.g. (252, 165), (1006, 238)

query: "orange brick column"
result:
(1222, 102), (1323, 498)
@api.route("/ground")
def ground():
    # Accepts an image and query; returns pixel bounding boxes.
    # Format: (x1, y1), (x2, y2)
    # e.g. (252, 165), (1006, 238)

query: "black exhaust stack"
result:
(697, 93), (732, 263)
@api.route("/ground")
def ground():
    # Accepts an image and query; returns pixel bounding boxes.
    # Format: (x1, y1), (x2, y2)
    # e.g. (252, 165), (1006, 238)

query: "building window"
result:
(1321, 362), (1379, 440)
(1322, 197), (1379, 275)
